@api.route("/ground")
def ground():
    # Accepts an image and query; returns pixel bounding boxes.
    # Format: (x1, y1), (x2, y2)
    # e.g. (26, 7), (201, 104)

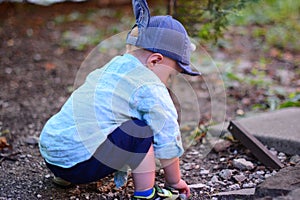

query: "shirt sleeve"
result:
(130, 84), (184, 159)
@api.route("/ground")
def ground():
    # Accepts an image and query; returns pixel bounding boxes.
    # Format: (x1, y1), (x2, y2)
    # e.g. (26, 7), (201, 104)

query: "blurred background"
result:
(1, 0), (299, 130)
(0, 0), (299, 199)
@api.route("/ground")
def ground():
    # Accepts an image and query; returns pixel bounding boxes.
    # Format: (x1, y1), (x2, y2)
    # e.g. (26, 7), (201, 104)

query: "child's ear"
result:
(146, 53), (163, 70)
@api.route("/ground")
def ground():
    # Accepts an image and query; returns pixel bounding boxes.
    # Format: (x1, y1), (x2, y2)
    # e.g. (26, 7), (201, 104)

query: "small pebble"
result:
(219, 169), (232, 180)
(200, 169), (210, 175)
(210, 175), (219, 183)
(243, 182), (256, 188)
(45, 174), (51, 178)
(233, 158), (254, 170)
(233, 174), (247, 183)
(228, 183), (240, 190)
(290, 155), (300, 164)
(256, 170), (265, 175)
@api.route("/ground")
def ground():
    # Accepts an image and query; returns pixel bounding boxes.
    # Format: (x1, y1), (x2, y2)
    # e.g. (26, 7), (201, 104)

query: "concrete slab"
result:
(208, 108), (300, 155)
(255, 163), (300, 198)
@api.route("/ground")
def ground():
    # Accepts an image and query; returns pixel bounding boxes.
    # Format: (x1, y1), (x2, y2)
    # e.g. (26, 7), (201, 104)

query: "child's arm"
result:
(160, 157), (190, 197)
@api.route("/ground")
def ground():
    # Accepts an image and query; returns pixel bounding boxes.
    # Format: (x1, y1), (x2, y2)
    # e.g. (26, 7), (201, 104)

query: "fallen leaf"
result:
(0, 136), (10, 150)
(7, 39), (14, 47)
(269, 48), (280, 58)
(44, 62), (56, 71)
(283, 52), (293, 61)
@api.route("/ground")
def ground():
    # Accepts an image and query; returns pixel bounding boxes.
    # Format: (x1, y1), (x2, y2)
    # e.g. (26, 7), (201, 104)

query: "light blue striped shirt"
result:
(39, 53), (184, 168)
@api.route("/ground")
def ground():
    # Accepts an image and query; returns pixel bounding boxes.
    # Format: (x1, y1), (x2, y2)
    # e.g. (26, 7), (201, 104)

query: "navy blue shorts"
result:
(46, 119), (153, 184)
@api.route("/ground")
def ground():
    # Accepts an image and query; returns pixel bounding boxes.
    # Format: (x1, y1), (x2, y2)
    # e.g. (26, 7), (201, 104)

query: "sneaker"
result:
(52, 176), (72, 187)
(131, 185), (181, 200)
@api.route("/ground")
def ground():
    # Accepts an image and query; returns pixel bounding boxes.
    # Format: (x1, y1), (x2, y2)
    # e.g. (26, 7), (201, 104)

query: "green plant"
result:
(61, 30), (103, 51)
(229, 0), (300, 51)
(173, 0), (259, 42)
(223, 63), (271, 89)
(279, 93), (300, 109)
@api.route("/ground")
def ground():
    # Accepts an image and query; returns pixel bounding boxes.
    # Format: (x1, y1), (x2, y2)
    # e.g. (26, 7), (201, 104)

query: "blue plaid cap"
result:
(126, 15), (200, 76)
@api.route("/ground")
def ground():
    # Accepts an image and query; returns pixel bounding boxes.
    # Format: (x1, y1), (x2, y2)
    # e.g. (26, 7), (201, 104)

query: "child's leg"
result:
(131, 145), (181, 199)
(132, 144), (155, 191)
(46, 119), (154, 184)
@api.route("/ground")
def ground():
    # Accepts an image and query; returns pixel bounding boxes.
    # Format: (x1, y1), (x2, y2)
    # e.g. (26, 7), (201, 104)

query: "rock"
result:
(188, 183), (210, 189)
(219, 169), (232, 180)
(33, 54), (42, 62)
(269, 147), (278, 156)
(233, 174), (247, 183)
(288, 188), (300, 200)
(243, 182), (256, 188)
(200, 169), (210, 175)
(178, 193), (187, 200)
(212, 139), (232, 152)
(290, 155), (300, 164)
(255, 164), (300, 198)
(278, 152), (287, 161)
(182, 163), (196, 171)
(256, 170), (265, 175)
(233, 158), (255, 170)
(45, 174), (51, 178)
(264, 173), (272, 179)
(229, 183), (241, 190)
(24, 136), (39, 145)
(210, 175), (219, 183)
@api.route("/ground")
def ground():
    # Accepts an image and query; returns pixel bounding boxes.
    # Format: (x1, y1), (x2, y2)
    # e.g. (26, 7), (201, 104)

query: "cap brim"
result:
(178, 62), (201, 76)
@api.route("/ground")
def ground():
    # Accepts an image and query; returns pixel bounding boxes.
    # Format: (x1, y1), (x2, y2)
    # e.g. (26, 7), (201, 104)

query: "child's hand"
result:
(166, 179), (190, 198)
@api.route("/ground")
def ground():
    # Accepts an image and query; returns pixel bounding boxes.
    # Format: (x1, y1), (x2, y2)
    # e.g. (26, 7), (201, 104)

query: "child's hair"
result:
(126, 26), (149, 56)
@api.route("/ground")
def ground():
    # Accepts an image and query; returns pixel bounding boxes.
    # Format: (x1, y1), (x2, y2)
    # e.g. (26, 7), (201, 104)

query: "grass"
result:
(219, 0), (300, 112)
(228, 0), (300, 51)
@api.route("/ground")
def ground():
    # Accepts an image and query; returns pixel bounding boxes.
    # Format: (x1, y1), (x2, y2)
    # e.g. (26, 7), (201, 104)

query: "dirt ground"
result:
(0, 1), (299, 200)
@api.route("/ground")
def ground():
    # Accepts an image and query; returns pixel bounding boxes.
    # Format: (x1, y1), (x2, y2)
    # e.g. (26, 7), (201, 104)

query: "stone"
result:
(219, 169), (232, 180)
(278, 152), (287, 161)
(233, 174), (247, 183)
(233, 158), (255, 170)
(182, 163), (196, 171)
(188, 183), (210, 189)
(45, 174), (51, 179)
(290, 155), (300, 164)
(210, 175), (219, 183)
(256, 170), (265, 175)
(288, 188), (300, 200)
(23, 136), (39, 145)
(200, 169), (210, 175)
(255, 164), (300, 198)
(243, 182), (256, 188)
(212, 138), (232, 152)
(228, 183), (241, 190)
